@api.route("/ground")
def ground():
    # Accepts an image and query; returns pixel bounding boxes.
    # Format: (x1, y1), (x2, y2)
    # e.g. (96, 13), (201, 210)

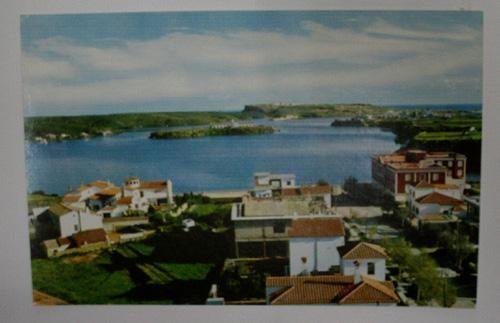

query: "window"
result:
(457, 170), (463, 177)
(273, 221), (286, 233)
(140, 191), (144, 198)
(457, 160), (463, 167)
(367, 262), (375, 275)
(405, 173), (412, 181)
(74, 224), (79, 231)
(301, 257), (308, 264)
(432, 173), (439, 181)
(286, 180), (292, 186)
(418, 173), (426, 181)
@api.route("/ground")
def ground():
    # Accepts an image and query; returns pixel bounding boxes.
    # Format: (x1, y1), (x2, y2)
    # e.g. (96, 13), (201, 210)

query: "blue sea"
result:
(25, 118), (402, 195)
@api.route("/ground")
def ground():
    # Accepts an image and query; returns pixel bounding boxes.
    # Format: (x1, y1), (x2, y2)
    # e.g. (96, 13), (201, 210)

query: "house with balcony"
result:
(372, 149), (466, 202)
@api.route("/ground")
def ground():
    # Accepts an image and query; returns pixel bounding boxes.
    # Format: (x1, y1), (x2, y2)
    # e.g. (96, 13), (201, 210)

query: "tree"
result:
(439, 230), (475, 271)
(408, 254), (441, 304)
(343, 176), (358, 199)
(382, 238), (413, 280)
(316, 179), (329, 186)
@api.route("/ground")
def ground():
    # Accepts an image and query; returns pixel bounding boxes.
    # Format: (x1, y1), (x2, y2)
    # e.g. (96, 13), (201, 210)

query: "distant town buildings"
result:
(36, 176), (173, 257)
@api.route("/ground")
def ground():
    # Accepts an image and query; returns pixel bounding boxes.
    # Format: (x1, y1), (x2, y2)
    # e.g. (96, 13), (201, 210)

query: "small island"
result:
(150, 124), (274, 139)
(331, 117), (366, 127)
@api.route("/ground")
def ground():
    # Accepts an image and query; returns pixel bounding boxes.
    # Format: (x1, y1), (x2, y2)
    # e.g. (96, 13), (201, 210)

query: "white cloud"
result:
(21, 53), (77, 81)
(22, 19), (482, 111)
(366, 19), (481, 42)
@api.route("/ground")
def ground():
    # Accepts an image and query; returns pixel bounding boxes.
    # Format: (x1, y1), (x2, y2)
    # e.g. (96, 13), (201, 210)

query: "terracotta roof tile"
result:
(98, 187), (121, 196)
(139, 181), (167, 189)
(48, 204), (73, 217)
(288, 218), (344, 238)
(339, 242), (387, 260)
(338, 277), (399, 304)
(62, 195), (80, 203)
(267, 275), (399, 305)
(266, 275), (353, 287)
(117, 196), (133, 205)
(281, 185), (331, 197)
(416, 192), (463, 206)
(71, 229), (107, 248)
(90, 180), (111, 189)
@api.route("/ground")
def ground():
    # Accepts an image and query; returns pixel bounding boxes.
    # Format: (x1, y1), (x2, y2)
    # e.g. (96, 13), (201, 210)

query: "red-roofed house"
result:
(372, 149), (466, 201)
(411, 192), (466, 218)
(36, 203), (103, 240)
(123, 176), (174, 206)
(339, 242), (388, 281)
(288, 218), (345, 275)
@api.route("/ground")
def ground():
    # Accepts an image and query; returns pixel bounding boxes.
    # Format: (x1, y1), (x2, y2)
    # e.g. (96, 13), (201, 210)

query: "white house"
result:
(62, 180), (115, 209)
(410, 191), (465, 218)
(123, 176), (174, 205)
(115, 195), (149, 213)
(87, 186), (122, 211)
(407, 181), (462, 202)
(339, 242), (388, 281)
(254, 172), (296, 189)
(97, 204), (128, 218)
(37, 204), (103, 239)
(288, 217), (345, 275)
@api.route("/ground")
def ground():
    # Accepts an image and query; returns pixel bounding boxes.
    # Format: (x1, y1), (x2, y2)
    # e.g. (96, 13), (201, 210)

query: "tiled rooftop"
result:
(288, 218), (344, 237)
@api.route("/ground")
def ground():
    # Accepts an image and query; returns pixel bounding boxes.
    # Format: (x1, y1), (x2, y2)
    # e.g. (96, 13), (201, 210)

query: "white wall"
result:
(341, 258), (386, 281)
(59, 210), (103, 237)
(80, 210), (103, 232)
(289, 236), (344, 275)
(413, 202), (453, 217)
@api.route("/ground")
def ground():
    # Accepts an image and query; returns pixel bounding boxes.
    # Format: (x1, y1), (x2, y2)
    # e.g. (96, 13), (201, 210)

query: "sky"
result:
(20, 11), (483, 116)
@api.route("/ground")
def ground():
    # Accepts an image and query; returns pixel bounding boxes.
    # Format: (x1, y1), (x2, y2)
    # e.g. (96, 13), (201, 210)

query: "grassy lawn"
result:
(155, 263), (213, 280)
(31, 253), (136, 304)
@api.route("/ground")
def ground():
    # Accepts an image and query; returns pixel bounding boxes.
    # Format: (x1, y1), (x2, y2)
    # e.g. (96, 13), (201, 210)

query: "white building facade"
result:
(289, 236), (345, 275)
(59, 209), (103, 238)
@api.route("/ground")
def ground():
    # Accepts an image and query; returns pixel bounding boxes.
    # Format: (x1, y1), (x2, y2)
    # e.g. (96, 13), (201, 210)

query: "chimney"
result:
(353, 260), (362, 284)
(209, 284), (217, 298)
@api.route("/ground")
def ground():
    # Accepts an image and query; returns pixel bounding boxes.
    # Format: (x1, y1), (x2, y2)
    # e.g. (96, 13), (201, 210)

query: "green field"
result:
(31, 253), (136, 304)
(27, 193), (61, 212)
(138, 262), (213, 283)
(415, 131), (482, 141)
